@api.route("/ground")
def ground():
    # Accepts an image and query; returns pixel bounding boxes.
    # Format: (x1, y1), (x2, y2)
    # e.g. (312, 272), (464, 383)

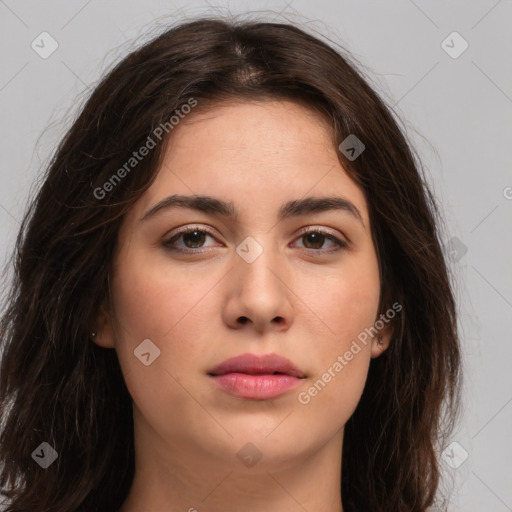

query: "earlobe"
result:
(90, 302), (115, 348)
(370, 324), (393, 359)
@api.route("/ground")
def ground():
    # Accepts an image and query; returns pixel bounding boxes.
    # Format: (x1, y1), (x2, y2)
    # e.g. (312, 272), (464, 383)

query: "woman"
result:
(0, 16), (461, 512)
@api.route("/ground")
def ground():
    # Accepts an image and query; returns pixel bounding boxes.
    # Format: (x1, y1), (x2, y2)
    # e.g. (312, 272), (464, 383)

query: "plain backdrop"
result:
(0, 1), (511, 511)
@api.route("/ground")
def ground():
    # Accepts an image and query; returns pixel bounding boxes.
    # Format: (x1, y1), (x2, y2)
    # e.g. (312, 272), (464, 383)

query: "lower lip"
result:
(210, 372), (303, 399)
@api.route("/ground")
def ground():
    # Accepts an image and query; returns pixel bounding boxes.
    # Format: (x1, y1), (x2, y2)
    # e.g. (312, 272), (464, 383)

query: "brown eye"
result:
(302, 232), (325, 250)
(294, 229), (347, 252)
(181, 230), (207, 248)
(163, 227), (218, 252)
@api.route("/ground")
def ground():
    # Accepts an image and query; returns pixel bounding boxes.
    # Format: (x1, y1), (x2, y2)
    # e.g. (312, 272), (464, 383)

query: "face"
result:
(94, 100), (390, 473)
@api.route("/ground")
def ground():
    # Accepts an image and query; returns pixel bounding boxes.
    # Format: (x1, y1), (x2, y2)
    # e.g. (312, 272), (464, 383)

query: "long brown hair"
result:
(0, 16), (461, 512)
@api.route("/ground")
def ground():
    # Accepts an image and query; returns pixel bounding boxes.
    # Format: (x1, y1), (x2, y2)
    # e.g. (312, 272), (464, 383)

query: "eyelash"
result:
(162, 225), (347, 254)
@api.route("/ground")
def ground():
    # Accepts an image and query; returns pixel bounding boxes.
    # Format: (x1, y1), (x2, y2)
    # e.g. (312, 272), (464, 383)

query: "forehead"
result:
(166, 99), (334, 160)
(135, 100), (369, 224)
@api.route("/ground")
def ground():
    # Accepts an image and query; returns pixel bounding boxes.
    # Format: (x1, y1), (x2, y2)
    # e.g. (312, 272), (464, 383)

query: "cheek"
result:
(294, 282), (375, 442)
(112, 244), (222, 327)
(109, 249), (222, 377)
(292, 252), (380, 431)
(297, 249), (381, 346)
(109, 252), (225, 434)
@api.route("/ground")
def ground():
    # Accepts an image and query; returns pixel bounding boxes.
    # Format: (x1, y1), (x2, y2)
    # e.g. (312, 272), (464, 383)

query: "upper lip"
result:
(208, 353), (306, 378)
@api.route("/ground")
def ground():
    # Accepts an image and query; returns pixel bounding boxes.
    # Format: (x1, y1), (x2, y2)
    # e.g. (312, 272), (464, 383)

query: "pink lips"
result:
(208, 353), (306, 400)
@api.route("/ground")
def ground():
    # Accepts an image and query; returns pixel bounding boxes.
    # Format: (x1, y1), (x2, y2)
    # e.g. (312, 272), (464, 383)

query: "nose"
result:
(222, 237), (294, 334)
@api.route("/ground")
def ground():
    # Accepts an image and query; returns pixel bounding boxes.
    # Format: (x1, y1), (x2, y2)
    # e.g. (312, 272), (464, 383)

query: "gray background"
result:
(1, 1), (511, 510)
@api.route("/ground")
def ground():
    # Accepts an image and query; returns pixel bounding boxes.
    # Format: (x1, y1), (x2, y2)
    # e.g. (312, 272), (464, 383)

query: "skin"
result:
(93, 100), (391, 512)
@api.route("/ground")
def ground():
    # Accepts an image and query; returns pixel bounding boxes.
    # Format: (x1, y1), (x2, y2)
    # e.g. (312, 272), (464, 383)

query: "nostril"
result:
(238, 316), (248, 324)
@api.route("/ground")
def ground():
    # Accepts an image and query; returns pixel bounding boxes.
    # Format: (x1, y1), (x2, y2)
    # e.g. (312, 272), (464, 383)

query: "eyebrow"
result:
(140, 194), (364, 225)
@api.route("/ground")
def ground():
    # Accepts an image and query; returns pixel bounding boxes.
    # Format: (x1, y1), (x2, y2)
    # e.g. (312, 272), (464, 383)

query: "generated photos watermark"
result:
(297, 301), (402, 405)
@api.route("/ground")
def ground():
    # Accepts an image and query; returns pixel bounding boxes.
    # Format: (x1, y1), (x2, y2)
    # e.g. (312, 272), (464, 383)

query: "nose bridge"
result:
(230, 233), (292, 330)
(235, 234), (284, 297)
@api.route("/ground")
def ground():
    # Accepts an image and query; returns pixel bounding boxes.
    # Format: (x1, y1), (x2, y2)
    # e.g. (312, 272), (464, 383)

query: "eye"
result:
(163, 225), (347, 254)
(292, 228), (347, 252)
(163, 225), (219, 253)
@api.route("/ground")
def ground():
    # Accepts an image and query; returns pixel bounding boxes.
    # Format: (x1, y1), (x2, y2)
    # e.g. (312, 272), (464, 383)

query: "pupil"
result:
(185, 231), (205, 248)
(305, 232), (323, 249)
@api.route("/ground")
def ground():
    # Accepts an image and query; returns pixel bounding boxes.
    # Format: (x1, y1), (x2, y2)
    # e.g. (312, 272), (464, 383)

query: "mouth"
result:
(207, 352), (306, 378)
(207, 353), (306, 400)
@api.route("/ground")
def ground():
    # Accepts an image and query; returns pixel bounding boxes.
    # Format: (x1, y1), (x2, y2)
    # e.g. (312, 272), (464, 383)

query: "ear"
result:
(90, 302), (116, 349)
(370, 314), (394, 359)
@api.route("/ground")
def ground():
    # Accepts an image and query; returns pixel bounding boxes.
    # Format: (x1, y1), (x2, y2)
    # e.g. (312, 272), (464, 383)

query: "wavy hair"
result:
(0, 16), (461, 512)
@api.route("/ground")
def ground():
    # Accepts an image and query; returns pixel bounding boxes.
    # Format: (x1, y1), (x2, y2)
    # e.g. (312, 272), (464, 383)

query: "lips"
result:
(208, 353), (306, 378)
(208, 353), (306, 400)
